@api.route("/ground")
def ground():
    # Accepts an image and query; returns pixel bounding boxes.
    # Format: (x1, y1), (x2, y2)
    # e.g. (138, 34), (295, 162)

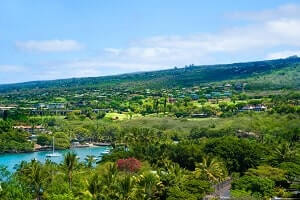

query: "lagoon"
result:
(0, 146), (109, 173)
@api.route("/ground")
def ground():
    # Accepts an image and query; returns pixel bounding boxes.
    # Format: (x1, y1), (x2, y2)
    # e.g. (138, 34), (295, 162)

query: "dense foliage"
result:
(0, 57), (299, 199)
(0, 121), (33, 153)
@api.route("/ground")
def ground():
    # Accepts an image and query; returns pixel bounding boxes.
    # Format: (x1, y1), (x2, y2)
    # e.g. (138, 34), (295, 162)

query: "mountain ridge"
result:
(0, 57), (300, 93)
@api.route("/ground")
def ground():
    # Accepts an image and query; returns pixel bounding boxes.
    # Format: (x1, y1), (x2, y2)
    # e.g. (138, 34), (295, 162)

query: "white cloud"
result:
(39, 10), (300, 79)
(88, 3), (300, 73)
(229, 3), (300, 21)
(8, 3), (300, 82)
(98, 4), (300, 68)
(266, 50), (300, 60)
(15, 40), (82, 52)
(97, 18), (300, 67)
(0, 65), (25, 73)
(39, 59), (167, 80)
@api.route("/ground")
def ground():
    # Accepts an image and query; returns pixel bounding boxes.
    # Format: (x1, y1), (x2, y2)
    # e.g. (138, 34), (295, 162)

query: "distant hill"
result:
(0, 57), (300, 93)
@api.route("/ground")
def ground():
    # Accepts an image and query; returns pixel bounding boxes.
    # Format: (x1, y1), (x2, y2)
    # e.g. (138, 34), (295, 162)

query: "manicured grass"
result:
(54, 97), (67, 102)
(105, 112), (141, 120)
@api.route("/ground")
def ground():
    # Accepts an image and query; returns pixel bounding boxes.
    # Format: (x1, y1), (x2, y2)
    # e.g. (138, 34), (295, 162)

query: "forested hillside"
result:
(0, 57), (299, 199)
(0, 56), (299, 93)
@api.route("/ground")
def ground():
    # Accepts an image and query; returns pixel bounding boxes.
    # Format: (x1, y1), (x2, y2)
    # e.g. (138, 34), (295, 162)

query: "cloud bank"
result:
(56, 3), (300, 77)
(15, 40), (82, 52)
(3, 3), (300, 83)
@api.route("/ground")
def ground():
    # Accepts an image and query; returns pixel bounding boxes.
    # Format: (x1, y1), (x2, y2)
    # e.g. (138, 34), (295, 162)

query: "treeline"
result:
(0, 111), (299, 199)
(0, 124), (298, 199)
(0, 120), (33, 153)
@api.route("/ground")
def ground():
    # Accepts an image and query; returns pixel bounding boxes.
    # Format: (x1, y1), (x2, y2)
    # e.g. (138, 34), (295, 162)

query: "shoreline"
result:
(0, 145), (111, 155)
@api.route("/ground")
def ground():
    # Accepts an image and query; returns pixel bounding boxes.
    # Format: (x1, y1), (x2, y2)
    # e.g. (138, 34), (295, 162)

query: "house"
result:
(253, 105), (267, 111)
(240, 104), (267, 112)
(0, 106), (16, 115)
(34, 103), (46, 109)
(223, 91), (232, 97)
(191, 113), (208, 118)
(93, 109), (110, 113)
(234, 83), (243, 90)
(13, 125), (46, 134)
(47, 103), (65, 109)
(211, 92), (221, 97)
(97, 95), (106, 100)
(191, 94), (200, 100)
(76, 101), (86, 107)
(0, 106), (16, 111)
(236, 130), (258, 138)
(205, 94), (212, 99)
(168, 97), (176, 103)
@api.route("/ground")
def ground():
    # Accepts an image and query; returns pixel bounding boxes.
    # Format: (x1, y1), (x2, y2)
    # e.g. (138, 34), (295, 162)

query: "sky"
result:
(1, 0), (300, 84)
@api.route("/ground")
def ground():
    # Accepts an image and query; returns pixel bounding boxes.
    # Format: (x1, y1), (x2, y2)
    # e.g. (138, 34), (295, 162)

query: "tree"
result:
(167, 175), (212, 200)
(168, 143), (203, 170)
(194, 156), (227, 183)
(167, 186), (197, 200)
(63, 152), (78, 189)
(279, 162), (300, 182)
(17, 160), (45, 200)
(231, 189), (255, 200)
(0, 166), (10, 182)
(3, 110), (8, 121)
(49, 193), (79, 200)
(136, 172), (162, 199)
(163, 96), (167, 114)
(84, 174), (104, 200)
(0, 120), (11, 132)
(269, 142), (297, 166)
(246, 165), (287, 186)
(116, 157), (142, 173)
(53, 132), (71, 149)
(118, 175), (135, 200)
(85, 155), (96, 168)
(231, 175), (275, 199)
(204, 137), (262, 173)
(0, 178), (32, 200)
(96, 111), (106, 120)
(37, 134), (51, 146)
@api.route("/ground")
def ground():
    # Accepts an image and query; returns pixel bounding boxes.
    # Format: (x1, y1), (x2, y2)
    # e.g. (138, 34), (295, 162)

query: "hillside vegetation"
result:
(0, 57), (300, 93)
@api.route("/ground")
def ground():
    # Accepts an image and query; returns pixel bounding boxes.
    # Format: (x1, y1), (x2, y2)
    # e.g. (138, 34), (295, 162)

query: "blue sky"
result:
(1, 0), (300, 84)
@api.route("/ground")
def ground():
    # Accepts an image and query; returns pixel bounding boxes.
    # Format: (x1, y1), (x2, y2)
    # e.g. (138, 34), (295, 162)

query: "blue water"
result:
(0, 146), (110, 172)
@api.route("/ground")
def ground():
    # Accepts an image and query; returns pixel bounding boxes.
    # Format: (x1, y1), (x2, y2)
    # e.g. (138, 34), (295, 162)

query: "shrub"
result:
(116, 157), (142, 172)
(231, 175), (275, 198)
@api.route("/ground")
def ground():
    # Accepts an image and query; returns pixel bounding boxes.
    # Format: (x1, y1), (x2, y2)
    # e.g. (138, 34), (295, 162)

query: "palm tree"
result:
(157, 159), (185, 187)
(271, 142), (296, 165)
(85, 155), (96, 168)
(136, 172), (161, 200)
(44, 159), (57, 184)
(118, 175), (135, 200)
(18, 160), (44, 200)
(102, 163), (118, 186)
(63, 152), (78, 189)
(87, 174), (103, 199)
(194, 156), (227, 183)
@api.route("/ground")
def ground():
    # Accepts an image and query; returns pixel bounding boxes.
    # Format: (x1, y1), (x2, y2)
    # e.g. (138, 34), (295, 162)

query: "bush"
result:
(116, 157), (142, 172)
(204, 136), (262, 173)
(231, 175), (275, 199)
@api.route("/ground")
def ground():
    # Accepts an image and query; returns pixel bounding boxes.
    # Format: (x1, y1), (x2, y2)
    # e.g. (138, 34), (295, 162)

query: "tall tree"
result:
(17, 160), (45, 200)
(194, 156), (227, 183)
(63, 152), (78, 189)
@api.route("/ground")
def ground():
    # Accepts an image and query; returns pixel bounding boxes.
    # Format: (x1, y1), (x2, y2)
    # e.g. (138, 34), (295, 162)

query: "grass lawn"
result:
(105, 112), (141, 120)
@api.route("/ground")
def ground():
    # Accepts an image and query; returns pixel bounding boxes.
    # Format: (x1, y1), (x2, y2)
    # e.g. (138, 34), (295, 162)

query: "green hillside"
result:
(243, 65), (300, 90)
(0, 57), (300, 93)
